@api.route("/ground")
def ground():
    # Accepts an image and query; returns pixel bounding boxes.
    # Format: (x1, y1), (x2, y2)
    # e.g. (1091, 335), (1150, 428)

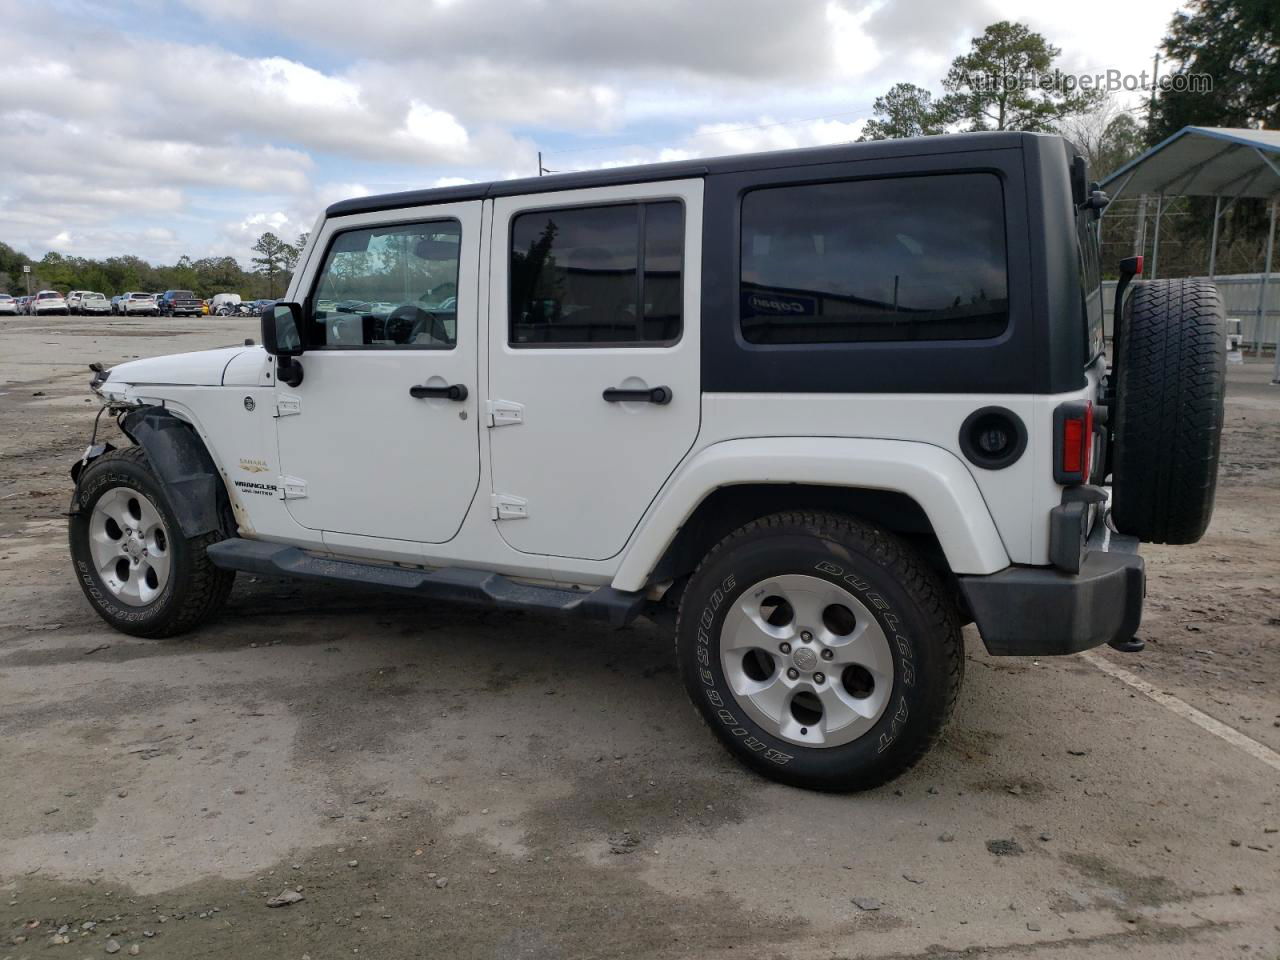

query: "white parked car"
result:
(120, 292), (159, 316)
(210, 293), (242, 316)
(32, 290), (69, 315)
(80, 292), (111, 316)
(0, 293), (17, 315)
(70, 135), (1225, 791)
(66, 290), (90, 314)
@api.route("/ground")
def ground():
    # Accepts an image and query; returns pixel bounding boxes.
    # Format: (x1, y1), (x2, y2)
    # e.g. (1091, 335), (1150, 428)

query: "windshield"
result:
(86, 293), (105, 301)
(38, 292), (61, 299)
(171, 290), (195, 298)
(129, 293), (153, 300)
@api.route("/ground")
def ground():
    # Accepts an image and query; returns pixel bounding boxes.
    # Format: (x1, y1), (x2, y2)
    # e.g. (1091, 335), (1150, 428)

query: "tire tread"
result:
(676, 510), (963, 791)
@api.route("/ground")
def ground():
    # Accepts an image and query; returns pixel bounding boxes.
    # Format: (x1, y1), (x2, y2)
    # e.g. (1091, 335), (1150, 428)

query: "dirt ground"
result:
(1, 315), (1277, 960)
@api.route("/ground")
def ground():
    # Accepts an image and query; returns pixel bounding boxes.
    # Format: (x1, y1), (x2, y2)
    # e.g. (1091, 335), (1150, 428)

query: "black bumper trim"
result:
(959, 541), (1144, 657)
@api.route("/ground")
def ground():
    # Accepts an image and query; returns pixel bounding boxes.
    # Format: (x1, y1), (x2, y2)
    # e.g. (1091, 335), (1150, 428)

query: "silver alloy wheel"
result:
(87, 486), (172, 606)
(719, 574), (895, 748)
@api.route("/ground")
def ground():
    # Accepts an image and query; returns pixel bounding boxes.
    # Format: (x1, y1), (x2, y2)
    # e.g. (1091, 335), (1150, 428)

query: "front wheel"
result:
(68, 447), (234, 637)
(676, 512), (963, 792)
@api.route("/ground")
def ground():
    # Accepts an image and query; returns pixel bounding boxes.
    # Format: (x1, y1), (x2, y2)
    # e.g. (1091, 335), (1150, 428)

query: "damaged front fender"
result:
(69, 405), (226, 538)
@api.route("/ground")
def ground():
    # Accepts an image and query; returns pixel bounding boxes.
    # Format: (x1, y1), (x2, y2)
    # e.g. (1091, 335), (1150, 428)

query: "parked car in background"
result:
(109, 295), (125, 315)
(209, 292), (242, 316)
(121, 292), (159, 316)
(0, 294), (17, 315)
(159, 290), (203, 317)
(80, 292), (111, 316)
(65, 290), (89, 314)
(32, 290), (69, 315)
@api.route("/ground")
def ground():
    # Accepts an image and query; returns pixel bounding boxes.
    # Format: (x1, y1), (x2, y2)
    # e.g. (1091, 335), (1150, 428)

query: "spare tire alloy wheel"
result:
(1111, 279), (1226, 544)
(677, 512), (963, 792)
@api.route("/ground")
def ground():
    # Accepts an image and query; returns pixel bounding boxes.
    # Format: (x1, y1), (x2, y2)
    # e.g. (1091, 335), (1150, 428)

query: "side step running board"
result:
(206, 538), (647, 627)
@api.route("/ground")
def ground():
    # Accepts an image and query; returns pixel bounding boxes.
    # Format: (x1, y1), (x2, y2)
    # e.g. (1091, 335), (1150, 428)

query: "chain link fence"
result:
(1102, 274), (1279, 352)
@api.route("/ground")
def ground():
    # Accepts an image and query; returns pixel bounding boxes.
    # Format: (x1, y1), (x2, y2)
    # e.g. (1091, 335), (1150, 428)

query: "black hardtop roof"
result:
(326, 130), (1044, 218)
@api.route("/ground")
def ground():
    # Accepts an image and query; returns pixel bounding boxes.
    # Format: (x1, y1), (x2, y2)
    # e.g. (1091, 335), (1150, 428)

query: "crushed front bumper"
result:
(958, 522), (1144, 657)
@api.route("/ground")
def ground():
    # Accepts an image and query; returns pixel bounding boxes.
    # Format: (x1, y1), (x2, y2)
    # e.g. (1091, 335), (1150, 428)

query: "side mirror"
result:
(261, 302), (306, 387)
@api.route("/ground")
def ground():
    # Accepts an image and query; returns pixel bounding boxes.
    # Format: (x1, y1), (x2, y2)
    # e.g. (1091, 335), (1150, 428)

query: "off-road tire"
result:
(675, 512), (963, 792)
(1111, 279), (1226, 544)
(68, 446), (234, 638)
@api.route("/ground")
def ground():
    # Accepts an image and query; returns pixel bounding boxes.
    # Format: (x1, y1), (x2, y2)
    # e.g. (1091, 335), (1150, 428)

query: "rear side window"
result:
(509, 200), (683, 346)
(1077, 211), (1104, 361)
(740, 173), (1009, 344)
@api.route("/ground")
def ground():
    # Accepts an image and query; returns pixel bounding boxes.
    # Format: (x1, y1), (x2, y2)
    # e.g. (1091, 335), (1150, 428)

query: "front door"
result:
(275, 201), (482, 544)
(488, 180), (703, 561)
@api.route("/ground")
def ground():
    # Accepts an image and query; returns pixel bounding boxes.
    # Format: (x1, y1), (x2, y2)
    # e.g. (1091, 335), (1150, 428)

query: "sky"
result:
(0, 0), (1187, 267)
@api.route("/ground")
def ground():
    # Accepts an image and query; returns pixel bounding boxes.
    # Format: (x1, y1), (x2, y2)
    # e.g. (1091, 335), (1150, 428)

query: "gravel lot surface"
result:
(1, 315), (1277, 959)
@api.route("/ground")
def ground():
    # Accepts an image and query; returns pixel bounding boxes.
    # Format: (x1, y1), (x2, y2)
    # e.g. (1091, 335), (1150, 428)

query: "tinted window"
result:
(509, 200), (682, 346)
(309, 220), (461, 349)
(1077, 211), (1104, 361)
(740, 173), (1008, 344)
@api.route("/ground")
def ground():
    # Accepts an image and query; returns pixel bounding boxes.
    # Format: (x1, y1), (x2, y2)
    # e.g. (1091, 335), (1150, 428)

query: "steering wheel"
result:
(383, 304), (438, 344)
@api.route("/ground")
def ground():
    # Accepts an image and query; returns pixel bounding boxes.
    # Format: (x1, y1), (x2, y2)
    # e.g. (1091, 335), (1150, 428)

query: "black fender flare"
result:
(73, 406), (227, 538)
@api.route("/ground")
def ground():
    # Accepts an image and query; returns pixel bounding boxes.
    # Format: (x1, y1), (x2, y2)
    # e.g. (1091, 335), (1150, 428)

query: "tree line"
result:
(0, 231), (308, 300)
(857, 2), (1277, 279)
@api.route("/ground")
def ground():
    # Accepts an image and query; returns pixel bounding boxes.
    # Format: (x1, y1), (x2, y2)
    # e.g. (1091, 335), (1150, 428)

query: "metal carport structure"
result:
(1100, 126), (1280, 383)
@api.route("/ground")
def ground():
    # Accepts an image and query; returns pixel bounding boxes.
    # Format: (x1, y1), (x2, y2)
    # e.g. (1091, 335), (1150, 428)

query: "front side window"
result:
(509, 200), (683, 346)
(740, 173), (1009, 344)
(309, 220), (461, 348)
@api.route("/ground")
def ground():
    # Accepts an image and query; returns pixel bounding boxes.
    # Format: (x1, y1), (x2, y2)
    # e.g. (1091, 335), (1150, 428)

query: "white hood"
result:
(107, 347), (249, 387)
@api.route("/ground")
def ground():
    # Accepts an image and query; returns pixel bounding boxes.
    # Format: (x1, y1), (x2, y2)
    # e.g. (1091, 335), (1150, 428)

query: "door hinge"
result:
(486, 399), (524, 427)
(490, 493), (528, 520)
(276, 395), (301, 418)
(279, 476), (308, 500)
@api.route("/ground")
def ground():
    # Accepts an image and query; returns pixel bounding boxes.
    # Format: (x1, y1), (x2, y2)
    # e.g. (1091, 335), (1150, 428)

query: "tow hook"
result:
(1108, 636), (1145, 653)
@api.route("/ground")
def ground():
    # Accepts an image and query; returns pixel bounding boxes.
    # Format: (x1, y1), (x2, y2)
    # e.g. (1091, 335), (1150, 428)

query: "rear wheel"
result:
(68, 447), (234, 637)
(1111, 279), (1226, 544)
(676, 512), (963, 792)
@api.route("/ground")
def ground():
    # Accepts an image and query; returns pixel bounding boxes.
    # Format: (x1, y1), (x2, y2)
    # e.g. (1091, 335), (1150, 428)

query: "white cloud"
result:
(0, 0), (1186, 265)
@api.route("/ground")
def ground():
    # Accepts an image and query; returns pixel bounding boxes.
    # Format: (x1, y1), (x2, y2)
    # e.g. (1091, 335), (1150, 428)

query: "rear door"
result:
(487, 180), (703, 561)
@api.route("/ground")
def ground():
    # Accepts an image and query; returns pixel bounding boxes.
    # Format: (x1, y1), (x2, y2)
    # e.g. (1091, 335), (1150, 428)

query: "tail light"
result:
(1053, 400), (1093, 485)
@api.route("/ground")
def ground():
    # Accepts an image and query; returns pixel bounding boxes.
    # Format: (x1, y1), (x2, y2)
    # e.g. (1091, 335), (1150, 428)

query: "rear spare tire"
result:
(1111, 279), (1226, 544)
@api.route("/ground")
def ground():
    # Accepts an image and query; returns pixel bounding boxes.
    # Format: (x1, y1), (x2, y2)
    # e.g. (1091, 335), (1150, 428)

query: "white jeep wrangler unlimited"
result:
(69, 133), (1226, 791)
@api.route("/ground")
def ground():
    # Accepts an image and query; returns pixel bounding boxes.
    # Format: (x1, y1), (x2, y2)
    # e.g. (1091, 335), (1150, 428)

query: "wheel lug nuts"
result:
(814, 672), (826, 684)
(821, 649), (834, 660)
(786, 668), (799, 680)
(779, 642), (791, 654)
(800, 631), (813, 642)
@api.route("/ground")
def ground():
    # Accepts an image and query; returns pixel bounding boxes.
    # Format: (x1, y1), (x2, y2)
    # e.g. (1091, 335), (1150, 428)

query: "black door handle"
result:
(410, 383), (468, 401)
(602, 385), (673, 405)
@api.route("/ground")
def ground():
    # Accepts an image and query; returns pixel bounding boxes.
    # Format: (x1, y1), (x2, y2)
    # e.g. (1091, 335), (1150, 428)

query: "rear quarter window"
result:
(740, 172), (1009, 344)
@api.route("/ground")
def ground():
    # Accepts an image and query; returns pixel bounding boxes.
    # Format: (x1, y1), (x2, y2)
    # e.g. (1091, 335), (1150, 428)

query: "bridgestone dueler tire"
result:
(68, 447), (234, 638)
(675, 512), (963, 792)
(1111, 279), (1226, 544)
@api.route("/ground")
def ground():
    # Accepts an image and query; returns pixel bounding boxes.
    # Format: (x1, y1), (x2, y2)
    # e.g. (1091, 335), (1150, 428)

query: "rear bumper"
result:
(958, 526), (1144, 656)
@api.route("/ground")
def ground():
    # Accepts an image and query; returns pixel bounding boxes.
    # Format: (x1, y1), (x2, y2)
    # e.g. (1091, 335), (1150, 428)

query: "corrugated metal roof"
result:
(1101, 126), (1280, 200)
